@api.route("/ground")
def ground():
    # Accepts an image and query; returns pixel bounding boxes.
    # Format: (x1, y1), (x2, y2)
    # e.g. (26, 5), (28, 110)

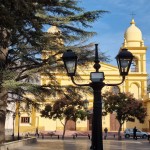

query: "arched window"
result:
(130, 83), (139, 99)
(131, 57), (139, 72)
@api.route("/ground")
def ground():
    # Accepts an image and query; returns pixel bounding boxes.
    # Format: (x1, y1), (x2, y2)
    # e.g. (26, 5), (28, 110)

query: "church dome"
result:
(123, 19), (144, 47)
(124, 19), (142, 41)
(47, 26), (61, 34)
(47, 25), (64, 45)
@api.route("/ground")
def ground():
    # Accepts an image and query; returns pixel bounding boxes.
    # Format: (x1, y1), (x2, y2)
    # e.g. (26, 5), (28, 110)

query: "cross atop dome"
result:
(130, 12), (136, 18)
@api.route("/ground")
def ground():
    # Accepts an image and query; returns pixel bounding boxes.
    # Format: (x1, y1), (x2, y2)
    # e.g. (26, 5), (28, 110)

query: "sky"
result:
(80, 0), (150, 75)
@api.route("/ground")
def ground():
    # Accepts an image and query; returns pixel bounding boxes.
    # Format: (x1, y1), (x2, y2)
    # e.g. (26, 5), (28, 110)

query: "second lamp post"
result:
(62, 44), (133, 150)
(12, 113), (16, 140)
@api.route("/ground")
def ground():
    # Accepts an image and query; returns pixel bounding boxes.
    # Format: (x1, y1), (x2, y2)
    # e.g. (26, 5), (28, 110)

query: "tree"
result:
(41, 90), (89, 139)
(102, 92), (147, 140)
(147, 77), (150, 92)
(0, 0), (108, 143)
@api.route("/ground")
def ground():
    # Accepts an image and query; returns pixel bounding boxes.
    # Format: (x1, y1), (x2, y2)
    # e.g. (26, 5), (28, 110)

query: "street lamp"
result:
(12, 113), (16, 140)
(18, 112), (20, 140)
(62, 44), (133, 150)
(83, 99), (89, 110)
(17, 93), (21, 140)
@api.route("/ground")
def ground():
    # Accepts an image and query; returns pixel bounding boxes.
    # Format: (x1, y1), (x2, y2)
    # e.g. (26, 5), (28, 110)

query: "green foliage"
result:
(147, 77), (150, 92)
(102, 92), (147, 124)
(0, 0), (109, 104)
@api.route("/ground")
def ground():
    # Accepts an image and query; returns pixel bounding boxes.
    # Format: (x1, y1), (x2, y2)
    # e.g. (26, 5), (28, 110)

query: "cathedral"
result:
(11, 18), (150, 134)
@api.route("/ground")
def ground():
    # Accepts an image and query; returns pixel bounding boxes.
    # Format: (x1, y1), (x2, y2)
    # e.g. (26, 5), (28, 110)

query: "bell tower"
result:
(122, 19), (147, 74)
(121, 19), (147, 99)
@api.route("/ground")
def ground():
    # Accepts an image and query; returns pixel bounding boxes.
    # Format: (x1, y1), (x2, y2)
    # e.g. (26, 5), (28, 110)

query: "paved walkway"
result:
(11, 138), (150, 150)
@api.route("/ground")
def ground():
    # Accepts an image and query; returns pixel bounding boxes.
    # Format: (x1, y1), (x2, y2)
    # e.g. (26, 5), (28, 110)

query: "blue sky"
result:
(80, 0), (150, 75)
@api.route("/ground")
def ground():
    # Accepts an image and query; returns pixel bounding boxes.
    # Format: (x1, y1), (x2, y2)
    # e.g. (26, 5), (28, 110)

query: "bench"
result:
(72, 133), (91, 139)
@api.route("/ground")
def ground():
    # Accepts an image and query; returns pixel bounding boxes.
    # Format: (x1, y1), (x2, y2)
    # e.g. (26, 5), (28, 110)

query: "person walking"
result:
(104, 127), (108, 139)
(133, 126), (137, 140)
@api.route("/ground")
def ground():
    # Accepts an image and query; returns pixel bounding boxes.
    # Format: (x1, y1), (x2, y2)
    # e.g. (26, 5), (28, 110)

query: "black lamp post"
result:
(83, 99), (89, 110)
(18, 112), (20, 140)
(62, 44), (133, 150)
(12, 113), (16, 140)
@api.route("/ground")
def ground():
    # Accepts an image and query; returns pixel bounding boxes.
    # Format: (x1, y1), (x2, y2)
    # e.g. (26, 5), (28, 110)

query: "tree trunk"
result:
(0, 88), (8, 144)
(62, 119), (68, 139)
(0, 30), (10, 144)
(118, 122), (122, 140)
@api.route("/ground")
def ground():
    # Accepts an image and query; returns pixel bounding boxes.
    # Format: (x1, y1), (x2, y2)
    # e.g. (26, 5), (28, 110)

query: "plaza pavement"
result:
(11, 138), (150, 150)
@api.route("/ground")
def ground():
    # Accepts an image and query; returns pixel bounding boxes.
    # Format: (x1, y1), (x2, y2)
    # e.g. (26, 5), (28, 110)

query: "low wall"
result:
(0, 137), (37, 150)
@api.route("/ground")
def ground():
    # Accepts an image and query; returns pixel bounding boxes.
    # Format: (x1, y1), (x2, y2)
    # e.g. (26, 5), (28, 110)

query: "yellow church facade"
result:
(14, 19), (150, 134)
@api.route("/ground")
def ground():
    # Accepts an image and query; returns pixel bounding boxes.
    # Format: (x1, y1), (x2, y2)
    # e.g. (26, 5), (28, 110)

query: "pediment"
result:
(100, 62), (118, 72)
(78, 62), (119, 75)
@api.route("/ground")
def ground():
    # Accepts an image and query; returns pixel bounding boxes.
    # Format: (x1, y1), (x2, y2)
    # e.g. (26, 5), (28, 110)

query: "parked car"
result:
(124, 128), (148, 139)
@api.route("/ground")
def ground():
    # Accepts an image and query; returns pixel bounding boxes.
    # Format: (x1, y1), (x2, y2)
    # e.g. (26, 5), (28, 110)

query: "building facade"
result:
(13, 19), (150, 135)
